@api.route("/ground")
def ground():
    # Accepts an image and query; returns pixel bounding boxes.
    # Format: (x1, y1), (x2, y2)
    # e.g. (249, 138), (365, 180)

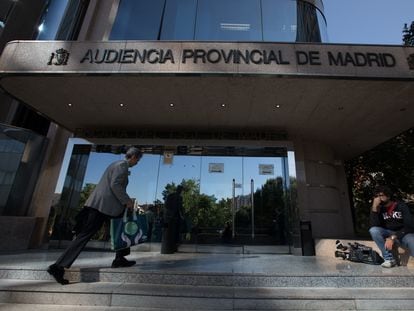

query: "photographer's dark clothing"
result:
(161, 191), (183, 254)
(164, 192), (183, 222)
(370, 201), (414, 239)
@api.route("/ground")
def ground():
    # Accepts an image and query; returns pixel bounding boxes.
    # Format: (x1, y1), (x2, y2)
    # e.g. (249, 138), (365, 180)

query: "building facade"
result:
(0, 0), (413, 253)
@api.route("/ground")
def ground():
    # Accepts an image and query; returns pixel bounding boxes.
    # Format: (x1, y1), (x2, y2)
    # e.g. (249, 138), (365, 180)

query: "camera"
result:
(335, 239), (348, 251)
(335, 250), (349, 260)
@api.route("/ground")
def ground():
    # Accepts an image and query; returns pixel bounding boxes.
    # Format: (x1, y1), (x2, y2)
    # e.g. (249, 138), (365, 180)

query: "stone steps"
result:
(0, 249), (413, 310)
(2, 265), (414, 287)
(1, 279), (414, 310)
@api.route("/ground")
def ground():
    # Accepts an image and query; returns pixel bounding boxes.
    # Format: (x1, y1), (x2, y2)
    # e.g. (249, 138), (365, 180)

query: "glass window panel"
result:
(0, 124), (47, 216)
(317, 9), (328, 42)
(0, 0), (14, 26)
(195, 0), (262, 41)
(110, 0), (165, 40)
(155, 155), (201, 202)
(262, 0), (297, 42)
(242, 156), (287, 243)
(55, 0), (89, 40)
(37, 0), (70, 40)
(296, 1), (322, 42)
(200, 156), (242, 201)
(242, 157), (284, 196)
(161, 0), (197, 40)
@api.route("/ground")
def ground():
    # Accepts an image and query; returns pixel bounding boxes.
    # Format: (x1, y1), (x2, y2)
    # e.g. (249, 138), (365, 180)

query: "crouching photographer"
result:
(369, 186), (414, 268)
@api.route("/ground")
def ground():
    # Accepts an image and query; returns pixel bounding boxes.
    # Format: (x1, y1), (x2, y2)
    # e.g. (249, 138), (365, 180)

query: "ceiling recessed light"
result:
(221, 103), (226, 108)
(169, 103), (175, 107)
(68, 103), (72, 107)
(119, 103), (125, 107)
(275, 104), (281, 108)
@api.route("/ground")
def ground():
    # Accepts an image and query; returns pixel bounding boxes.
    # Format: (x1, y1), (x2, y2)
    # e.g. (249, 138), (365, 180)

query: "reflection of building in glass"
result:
(110, 0), (327, 42)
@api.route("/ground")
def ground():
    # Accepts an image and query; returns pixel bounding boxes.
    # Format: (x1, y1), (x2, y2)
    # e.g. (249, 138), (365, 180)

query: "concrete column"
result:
(27, 123), (72, 248)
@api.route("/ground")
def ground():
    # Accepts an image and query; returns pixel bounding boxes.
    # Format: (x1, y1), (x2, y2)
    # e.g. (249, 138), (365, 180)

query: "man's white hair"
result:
(125, 147), (142, 159)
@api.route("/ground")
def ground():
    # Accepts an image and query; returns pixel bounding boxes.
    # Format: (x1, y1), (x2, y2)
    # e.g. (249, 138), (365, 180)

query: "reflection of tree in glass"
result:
(253, 177), (286, 243)
(161, 177), (289, 244)
(161, 179), (232, 231)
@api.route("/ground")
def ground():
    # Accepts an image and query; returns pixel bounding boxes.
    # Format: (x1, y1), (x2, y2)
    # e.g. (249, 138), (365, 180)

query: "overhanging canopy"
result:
(1, 41), (413, 158)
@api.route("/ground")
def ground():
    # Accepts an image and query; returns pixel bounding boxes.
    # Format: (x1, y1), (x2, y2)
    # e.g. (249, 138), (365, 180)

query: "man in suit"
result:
(48, 147), (142, 285)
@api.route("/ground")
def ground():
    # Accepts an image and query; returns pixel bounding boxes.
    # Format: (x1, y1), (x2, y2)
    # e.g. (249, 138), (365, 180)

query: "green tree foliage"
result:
(254, 177), (285, 227)
(403, 21), (414, 46)
(161, 179), (232, 228)
(161, 177), (288, 243)
(346, 128), (414, 237)
(253, 177), (287, 242)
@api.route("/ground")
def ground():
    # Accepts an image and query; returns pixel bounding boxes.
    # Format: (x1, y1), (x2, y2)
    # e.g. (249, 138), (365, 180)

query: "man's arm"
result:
(394, 202), (414, 240)
(369, 196), (383, 227)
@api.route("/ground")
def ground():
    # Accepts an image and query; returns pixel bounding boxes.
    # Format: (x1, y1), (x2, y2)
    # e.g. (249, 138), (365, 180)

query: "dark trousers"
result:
(55, 207), (129, 268)
(161, 218), (179, 254)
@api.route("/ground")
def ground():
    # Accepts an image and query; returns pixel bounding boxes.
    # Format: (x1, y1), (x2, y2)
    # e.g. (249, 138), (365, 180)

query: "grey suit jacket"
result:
(85, 159), (131, 217)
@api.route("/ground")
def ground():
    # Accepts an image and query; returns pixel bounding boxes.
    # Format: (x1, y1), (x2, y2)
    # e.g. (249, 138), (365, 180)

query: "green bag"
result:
(110, 209), (148, 251)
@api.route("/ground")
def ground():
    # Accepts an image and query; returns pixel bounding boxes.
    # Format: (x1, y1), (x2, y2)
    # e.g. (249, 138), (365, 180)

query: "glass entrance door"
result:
(58, 144), (290, 253)
(150, 146), (289, 250)
(239, 156), (288, 246)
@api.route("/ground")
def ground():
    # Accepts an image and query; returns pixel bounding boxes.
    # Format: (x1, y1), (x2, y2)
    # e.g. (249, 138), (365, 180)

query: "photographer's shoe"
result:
(47, 264), (69, 285)
(111, 257), (136, 268)
(381, 259), (396, 268)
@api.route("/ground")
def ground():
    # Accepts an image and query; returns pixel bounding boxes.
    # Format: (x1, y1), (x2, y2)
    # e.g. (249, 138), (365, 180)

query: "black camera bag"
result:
(335, 240), (384, 265)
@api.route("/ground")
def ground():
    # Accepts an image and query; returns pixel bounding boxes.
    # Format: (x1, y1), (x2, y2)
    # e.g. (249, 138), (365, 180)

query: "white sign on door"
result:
(209, 163), (224, 173)
(259, 164), (274, 175)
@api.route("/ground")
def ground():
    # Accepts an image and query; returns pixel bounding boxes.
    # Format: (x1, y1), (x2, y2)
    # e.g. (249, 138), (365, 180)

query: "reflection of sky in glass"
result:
(58, 139), (292, 206)
(155, 155), (201, 201)
(243, 157), (284, 194)
(201, 156), (243, 200)
(82, 153), (286, 205)
(287, 151), (297, 178)
(37, 0), (69, 40)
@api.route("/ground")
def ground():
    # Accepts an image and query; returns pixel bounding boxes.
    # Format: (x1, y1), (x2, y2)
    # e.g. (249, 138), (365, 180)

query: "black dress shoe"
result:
(47, 264), (69, 285)
(111, 257), (136, 268)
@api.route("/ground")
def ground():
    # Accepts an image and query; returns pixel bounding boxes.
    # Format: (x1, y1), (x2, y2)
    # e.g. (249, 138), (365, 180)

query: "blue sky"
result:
(324, 0), (414, 45)
(55, 1), (414, 202)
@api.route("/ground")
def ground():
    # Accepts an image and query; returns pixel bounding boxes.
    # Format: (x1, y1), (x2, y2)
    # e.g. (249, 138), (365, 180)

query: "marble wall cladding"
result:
(0, 217), (36, 250)
(1, 41), (414, 79)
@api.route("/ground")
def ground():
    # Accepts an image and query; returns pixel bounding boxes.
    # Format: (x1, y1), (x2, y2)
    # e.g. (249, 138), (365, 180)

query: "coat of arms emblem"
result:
(47, 48), (70, 65)
(407, 53), (414, 70)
